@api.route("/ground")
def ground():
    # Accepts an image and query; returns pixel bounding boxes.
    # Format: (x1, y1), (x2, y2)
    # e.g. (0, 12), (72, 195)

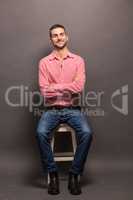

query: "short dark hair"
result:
(49, 24), (66, 38)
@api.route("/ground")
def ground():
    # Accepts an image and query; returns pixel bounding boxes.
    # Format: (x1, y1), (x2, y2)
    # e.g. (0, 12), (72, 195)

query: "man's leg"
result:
(66, 109), (93, 175)
(65, 108), (93, 195)
(36, 109), (62, 195)
(36, 109), (61, 174)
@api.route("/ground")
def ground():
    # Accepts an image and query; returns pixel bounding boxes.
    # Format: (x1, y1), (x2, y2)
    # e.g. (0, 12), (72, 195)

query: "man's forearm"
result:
(40, 85), (63, 98)
(50, 81), (85, 94)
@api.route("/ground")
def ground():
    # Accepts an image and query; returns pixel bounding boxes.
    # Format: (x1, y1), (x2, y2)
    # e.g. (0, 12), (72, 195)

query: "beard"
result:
(53, 40), (68, 50)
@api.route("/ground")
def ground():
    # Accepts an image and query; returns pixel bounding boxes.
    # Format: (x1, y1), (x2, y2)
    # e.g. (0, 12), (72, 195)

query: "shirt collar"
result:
(49, 51), (74, 61)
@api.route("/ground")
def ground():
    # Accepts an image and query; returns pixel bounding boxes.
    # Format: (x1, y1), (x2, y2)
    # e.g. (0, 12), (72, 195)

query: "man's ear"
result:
(50, 38), (53, 45)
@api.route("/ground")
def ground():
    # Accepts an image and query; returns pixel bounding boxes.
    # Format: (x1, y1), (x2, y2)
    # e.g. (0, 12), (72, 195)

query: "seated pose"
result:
(36, 24), (93, 195)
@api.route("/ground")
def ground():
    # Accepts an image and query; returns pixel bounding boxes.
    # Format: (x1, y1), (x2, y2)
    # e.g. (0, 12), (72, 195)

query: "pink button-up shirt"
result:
(38, 51), (86, 107)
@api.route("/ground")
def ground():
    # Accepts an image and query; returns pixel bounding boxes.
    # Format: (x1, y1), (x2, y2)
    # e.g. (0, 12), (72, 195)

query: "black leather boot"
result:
(48, 171), (60, 195)
(68, 172), (82, 195)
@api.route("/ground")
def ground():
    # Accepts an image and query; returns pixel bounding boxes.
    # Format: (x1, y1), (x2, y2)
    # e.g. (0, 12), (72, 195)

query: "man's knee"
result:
(36, 125), (49, 139)
(81, 127), (93, 141)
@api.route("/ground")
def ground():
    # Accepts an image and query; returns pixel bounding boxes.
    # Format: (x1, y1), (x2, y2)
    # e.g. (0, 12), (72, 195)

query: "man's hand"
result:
(75, 74), (81, 81)
(45, 85), (55, 92)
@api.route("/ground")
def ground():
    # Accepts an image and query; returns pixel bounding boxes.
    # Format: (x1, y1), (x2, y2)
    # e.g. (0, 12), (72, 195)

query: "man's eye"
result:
(52, 35), (57, 38)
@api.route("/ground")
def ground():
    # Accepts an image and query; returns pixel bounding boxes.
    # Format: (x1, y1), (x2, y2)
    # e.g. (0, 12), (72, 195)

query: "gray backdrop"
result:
(0, 0), (132, 200)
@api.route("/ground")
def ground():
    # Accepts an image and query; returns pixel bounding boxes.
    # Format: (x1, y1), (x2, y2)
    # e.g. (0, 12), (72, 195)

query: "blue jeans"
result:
(36, 107), (93, 175)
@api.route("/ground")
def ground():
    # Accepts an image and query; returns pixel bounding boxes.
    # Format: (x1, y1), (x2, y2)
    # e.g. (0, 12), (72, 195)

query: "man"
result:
(36, 24), (93, 195)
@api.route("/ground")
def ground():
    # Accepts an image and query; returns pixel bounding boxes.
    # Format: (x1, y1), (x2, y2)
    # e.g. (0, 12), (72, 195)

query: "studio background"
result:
(0, 0), (132, 199)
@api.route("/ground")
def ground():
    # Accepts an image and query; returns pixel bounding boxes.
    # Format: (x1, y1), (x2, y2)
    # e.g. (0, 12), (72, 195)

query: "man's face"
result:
(50, 27), (68, 49)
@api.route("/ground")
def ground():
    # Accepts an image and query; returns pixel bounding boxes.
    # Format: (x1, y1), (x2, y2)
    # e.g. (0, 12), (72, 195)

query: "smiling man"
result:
(36, 24), (93, 195)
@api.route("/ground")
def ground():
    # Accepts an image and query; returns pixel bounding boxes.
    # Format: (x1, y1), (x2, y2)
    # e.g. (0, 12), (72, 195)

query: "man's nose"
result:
(57, 35), (62, 40)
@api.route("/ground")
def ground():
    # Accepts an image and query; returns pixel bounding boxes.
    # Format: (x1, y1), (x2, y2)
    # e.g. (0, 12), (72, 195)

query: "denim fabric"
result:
(36, 108), (93, 175)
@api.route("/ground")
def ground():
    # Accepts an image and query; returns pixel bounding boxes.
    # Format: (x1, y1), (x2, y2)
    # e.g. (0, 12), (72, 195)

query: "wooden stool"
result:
(47, 123), (77, 183)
